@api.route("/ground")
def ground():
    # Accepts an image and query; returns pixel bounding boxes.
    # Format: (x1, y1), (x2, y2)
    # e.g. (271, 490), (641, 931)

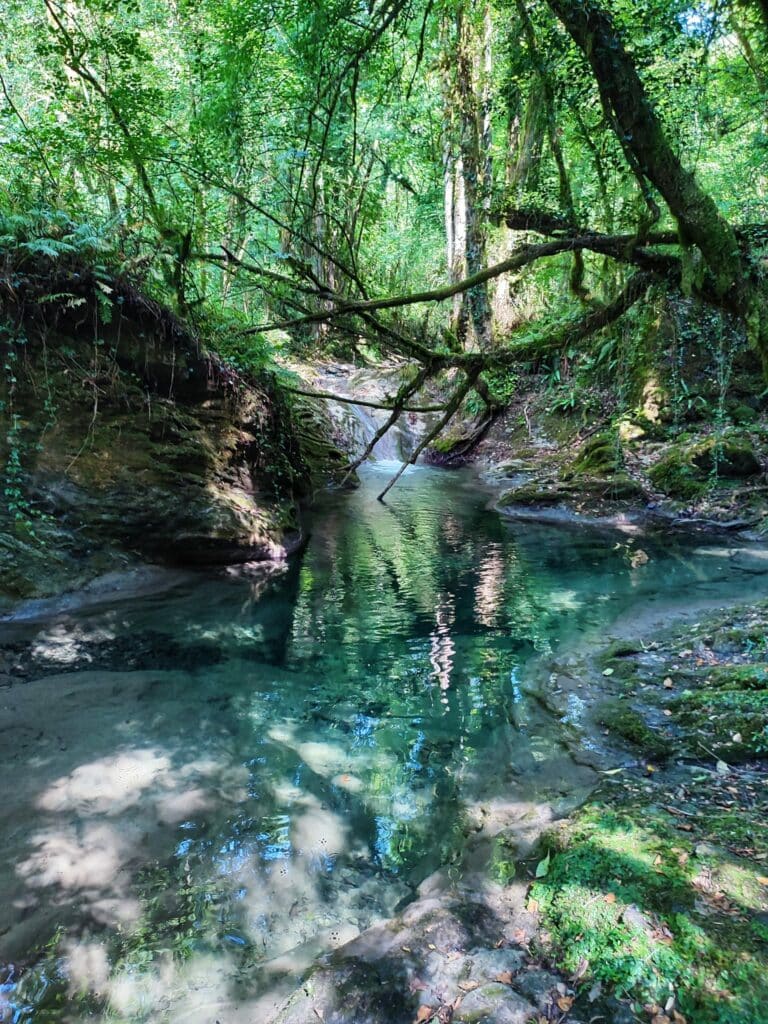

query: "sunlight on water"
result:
(2, 464), (768, 1022)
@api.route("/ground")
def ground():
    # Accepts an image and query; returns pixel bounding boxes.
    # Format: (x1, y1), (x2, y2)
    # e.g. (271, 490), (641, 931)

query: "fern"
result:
(19, 238), (77, 258)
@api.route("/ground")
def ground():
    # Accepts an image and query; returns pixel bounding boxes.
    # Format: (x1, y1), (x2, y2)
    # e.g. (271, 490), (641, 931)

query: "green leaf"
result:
(535, 852), (551, 878)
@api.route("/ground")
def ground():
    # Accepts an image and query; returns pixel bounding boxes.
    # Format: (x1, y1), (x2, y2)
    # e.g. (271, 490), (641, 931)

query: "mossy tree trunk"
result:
(545, 0), (743, 302)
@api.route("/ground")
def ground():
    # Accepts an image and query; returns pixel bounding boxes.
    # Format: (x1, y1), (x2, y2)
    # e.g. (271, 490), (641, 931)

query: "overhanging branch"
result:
(243, 232), (678, 335)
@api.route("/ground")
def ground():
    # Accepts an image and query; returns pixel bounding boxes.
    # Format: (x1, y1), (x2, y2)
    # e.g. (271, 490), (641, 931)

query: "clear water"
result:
(2, 463), (768, 1023)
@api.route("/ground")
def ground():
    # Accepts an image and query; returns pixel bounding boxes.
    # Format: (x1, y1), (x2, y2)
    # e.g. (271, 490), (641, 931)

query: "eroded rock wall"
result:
(0, 256), (340, 604)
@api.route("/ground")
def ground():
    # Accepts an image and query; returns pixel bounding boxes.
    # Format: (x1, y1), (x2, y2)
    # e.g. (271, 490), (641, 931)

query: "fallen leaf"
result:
(557, 995), (574, 1011)
(604, 893), (617, 904)
(663, 709), (673, 717)
(414, 1007), (434, 1023)
(757, 876), (768, 886)
(527, 898), (540, 914)
(495, 972), (514, 985)
(458, 981), (479, 993)
(630, 549), (649, 568)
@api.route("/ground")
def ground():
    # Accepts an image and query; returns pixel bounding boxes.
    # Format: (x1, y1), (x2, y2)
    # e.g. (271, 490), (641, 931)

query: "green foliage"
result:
(192, 306), (276, 376)
(0, 209), (115, 262)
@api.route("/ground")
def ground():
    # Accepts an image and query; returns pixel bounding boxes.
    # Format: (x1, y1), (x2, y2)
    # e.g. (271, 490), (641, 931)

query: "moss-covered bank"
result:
(527, 603), (768, 1023)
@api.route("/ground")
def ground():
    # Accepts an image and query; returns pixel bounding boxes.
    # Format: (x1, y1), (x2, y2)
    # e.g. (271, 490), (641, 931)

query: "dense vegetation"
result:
(3, 0), (768, 431)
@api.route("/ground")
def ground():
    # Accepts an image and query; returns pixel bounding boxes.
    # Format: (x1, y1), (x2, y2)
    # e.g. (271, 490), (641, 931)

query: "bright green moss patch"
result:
(602, 640), (644, 660)
(648, 446), (708, 499)
(706, 663), (768, 691)
(530, 804), (768, 1024)
(597, 700), (670, 758)
(670, 689), (768, 760)
(570, 432), (623, 476)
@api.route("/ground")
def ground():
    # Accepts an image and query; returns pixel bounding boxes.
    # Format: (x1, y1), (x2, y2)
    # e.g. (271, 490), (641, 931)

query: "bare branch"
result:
(377, 367), (480, 502)
(283, 383), (445, 413)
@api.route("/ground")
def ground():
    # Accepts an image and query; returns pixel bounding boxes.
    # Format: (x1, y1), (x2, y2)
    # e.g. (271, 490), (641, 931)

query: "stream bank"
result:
(524, 597), (768, 1024)
(470, 384), (768, 543)
(0, 252), (349, 612)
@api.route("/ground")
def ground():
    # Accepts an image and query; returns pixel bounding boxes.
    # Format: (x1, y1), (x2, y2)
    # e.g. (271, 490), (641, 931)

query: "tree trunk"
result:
(456, 4), (493, 349)
(546, 0), (742, 303)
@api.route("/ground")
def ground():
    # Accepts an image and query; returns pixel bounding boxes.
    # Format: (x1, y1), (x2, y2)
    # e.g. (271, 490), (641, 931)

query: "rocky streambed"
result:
(4, 461), (768, 1024)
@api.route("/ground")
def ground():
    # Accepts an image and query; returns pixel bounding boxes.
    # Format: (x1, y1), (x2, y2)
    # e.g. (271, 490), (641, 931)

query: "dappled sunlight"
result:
(30, 624), (117, 666)
(37, 749), (172, 815)
(545, 588), (582, 613)
(106, 951), (241, 1022)
(63, 939), (111, 998)
(15, 820), (143, 932)
(291, 795), (348, 858)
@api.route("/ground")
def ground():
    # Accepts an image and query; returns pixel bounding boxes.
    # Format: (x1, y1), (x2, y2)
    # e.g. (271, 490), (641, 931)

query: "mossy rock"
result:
(670, 689), (768, 760)
(706, 663), (768, 691)
(648, 448), (705, 499)
(728, 402), (759, 425)
(430, 430), (465, 455)
(562, 474), (645, 500)
(649, 434), (762, 499)
(690, 437), (762, 478)
(497, 485), (563, 507)
(596, 699), (670, 759)
(570, 431), (622, 477)
(602, 640), (643, 660)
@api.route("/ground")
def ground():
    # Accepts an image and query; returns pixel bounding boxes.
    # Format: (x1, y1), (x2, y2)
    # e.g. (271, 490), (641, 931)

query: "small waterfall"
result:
(341, 400), (417, 462)
(313, 364), (429, 465)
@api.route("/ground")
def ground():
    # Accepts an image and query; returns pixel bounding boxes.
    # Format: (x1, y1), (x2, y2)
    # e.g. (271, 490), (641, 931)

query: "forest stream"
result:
(3, 463), (768, 1023)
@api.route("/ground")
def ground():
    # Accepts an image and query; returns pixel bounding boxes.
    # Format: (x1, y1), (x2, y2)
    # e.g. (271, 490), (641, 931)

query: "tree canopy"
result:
(2, 0), (767, 414)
